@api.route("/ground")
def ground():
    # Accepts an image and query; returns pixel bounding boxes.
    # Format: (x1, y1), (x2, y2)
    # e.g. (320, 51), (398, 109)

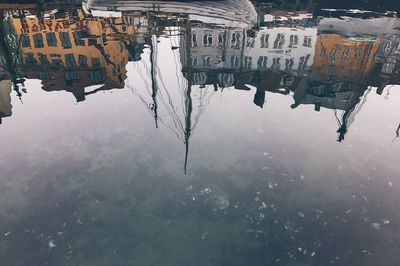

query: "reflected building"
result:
(1, 3), (400, 144)
(245, 26), (317, 76)
(0, 19), (12, 124)
(316, 13), (400, 92)
(179, 17), (318, 107)
(369, 34), (400, 94)
(0, 80), (12, 124)
(2, 8), (131, 102)
(292, 34), (381, 141)
(309, 34), (380, 82)
(179, 17), (385, 141)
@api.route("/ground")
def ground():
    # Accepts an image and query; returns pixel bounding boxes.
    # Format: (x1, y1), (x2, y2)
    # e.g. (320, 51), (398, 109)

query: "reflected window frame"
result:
(59, 32), (72, 49)
(33, 33), (44, 48)
(203, 34), (213, 47)
(260, 33), (269, 48)
(20, 34), (31, 48)
(78, 54), (88, 68)
(46, 32), (57, 47)
(65, 54), (77, 68)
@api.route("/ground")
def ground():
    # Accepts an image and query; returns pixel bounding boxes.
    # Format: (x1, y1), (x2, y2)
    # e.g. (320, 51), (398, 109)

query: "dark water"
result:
(1, 1), (400, 266)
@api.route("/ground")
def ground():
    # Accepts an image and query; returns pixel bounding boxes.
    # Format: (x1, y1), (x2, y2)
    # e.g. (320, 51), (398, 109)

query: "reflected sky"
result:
(1, 1), (400, 266)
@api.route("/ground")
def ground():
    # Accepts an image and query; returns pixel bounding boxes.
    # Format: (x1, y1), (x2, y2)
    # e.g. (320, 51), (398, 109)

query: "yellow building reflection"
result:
(309, 34), (381, 82)
(8, 9), (131, 100)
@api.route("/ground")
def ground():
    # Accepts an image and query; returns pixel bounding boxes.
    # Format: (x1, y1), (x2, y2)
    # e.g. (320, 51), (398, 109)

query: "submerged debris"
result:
(362, 250), (373, 255)
(371, 223), (381, 230)
(49, 240), (57, 250)
(213, 195), (229, 210)
(201, 188), (212, 194)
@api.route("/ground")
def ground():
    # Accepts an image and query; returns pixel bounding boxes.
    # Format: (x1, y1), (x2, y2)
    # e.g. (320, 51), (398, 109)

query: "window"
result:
(289, 35), (298, 47)
(247, 39), (255, 48)
(341, 48), (349, 63)
(202, 56), (212, 67)
(25, 53), (37, 65)
(46, 32), (57, 47)
(257, 56), (268, 70)
(330, 49), (337, 64)
(78, 54), (88, 68)
(65, 54), (76, 68)
(298, 56), (307, 71)
(303, 36), (312, 47)
(230, 55), (240, 68)
(218, 73), (234, 87)
(218, 34), (225, 47)
(354, 48), (361, 59)
(51, 58), (64, 67)
(193, 72), (207, 85)
(64, 71), (80, 82)
(33, 33), (44, 48)
(203, 34), (213, 46)
(260, 34), (269, 48)
(285, 58), (294, 71)
(298, 54), (311, 71)
(92, 57), (101, 67)
(59, 32), (72, 48)
(383, 41), (392, 54)
(89, 70), (105, 84)
(73, 32), (85, 46)
(231, 32), (241, 49)
(191, 56), (198, 66)
(273, 33), (285, 49)
(283, 75), (294, 86)
(319, 48), (326, 57)
(191, 34), (198, 47)
(383, 62), (395, 74)
(21, 34), (31, 48)
(38, 53), (49, 64)
(271, 57), (281, 70)
(244, 56), (252, 70)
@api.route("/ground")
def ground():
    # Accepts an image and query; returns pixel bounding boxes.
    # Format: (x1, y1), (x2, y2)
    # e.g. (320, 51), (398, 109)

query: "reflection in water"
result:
(1, 3), (397, 142)
(1, 1), (400, 266)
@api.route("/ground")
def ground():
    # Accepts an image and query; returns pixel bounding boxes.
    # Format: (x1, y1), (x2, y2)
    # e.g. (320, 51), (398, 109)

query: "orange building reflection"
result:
(309, 34), (380, 82)
(8, 9), (131, 101)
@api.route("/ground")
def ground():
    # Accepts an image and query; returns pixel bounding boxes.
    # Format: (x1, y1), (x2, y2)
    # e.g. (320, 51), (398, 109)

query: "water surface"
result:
(0, 1), (400, 265)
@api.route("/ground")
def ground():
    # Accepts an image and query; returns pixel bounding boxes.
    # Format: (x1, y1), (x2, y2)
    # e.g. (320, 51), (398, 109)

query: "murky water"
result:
(1, 1), (400, 265)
